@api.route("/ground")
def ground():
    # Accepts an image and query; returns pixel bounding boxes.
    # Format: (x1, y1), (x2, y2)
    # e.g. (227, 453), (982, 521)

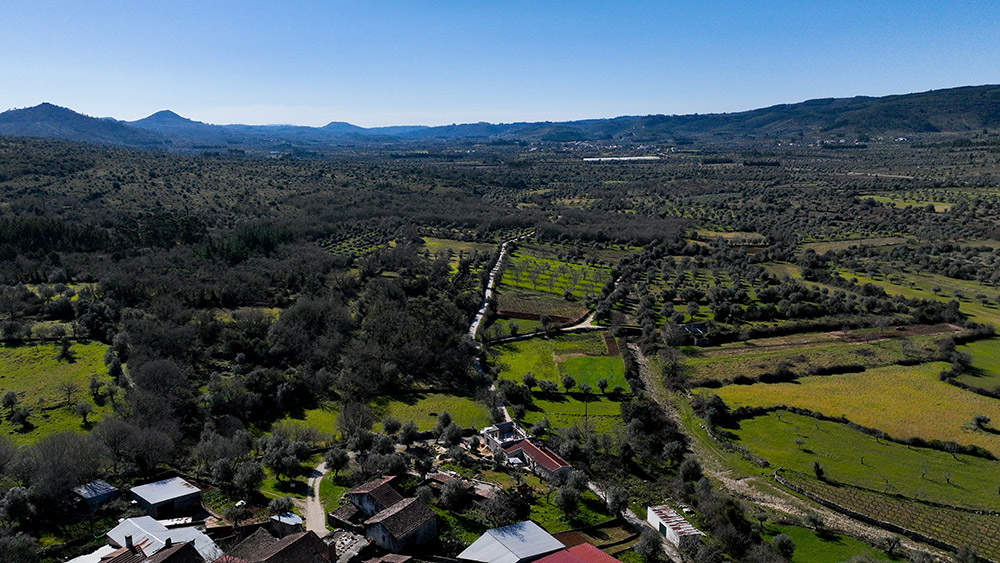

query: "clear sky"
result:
(1, 1), (998, 127)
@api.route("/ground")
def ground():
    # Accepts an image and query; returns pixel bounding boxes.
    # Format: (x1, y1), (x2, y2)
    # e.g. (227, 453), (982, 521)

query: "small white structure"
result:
(107, 516), (222, 561)
(647, 505), (703, 551)
(129, 476), (201, 518)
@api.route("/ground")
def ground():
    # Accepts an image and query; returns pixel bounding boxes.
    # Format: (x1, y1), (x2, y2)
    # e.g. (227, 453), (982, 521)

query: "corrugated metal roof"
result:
(107, 516), (223, 561)
(72, 479), (118, 500)
(648, 505), (702, 537)
(130, 477), (200, 505)
(458, 521), (564, 563)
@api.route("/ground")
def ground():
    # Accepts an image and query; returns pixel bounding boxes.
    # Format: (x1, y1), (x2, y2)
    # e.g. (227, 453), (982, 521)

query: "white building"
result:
(646, 505), (703, 551)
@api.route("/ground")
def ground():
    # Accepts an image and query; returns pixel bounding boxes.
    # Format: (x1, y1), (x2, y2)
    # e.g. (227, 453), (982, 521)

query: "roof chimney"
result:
(125, 535), (133, 550)
(164, 538), (172, 549)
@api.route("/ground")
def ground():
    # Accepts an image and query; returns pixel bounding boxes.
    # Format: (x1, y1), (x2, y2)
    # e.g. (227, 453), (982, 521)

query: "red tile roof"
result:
(567, 543), (622, 563)
(503, 440), (570, 472)
(533, 550), (584, 563)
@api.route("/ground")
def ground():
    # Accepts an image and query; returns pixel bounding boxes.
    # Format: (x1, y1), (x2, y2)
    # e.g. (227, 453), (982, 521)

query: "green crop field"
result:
(683, 331), (945, 382)
(522, 394), (623, 434)
(502, 249), (611, 299)
(734, 411), (1000, 510)
(0, 342), (112, 444)
(496, 332), (627, 391)
(859, 194), (954, 212)
(714, 362), (1000, 456)
(422, 236), (496, 271)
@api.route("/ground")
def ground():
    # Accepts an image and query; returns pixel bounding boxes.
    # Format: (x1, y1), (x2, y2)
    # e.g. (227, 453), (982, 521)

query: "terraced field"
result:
(714, 362), (1000, 456)
(683, 328), (951, 382)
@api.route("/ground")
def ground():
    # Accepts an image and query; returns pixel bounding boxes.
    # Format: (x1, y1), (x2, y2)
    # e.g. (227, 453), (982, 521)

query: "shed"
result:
(129, 477), (201, 519)
(458, 521), (565, 563)
(646, 505), (703, 550)
(73, 479), (119, 511)
(269, 512), (304, 537)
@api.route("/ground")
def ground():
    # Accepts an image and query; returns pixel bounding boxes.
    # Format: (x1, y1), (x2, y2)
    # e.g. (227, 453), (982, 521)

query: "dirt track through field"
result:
(627, 343), (948, 560)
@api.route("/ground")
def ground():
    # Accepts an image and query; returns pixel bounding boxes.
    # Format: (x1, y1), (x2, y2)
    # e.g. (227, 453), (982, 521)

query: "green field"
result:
(522, 394), (623, 434)
(496, 332), (627, 391)
(734, 411), (1000, 510)
(799, 236), (911, 255)
(956, 339), (1000, 391)
(281, 393), (491, 436)
(502, 249), (611, 299)
(683, 331), (945, 382)
(761, 523), (892, 563)
(714, 362), (1000, 456)
(371, 393), (492, 432)
(0, 342), (112, 444)
(859, 194), (953, 212)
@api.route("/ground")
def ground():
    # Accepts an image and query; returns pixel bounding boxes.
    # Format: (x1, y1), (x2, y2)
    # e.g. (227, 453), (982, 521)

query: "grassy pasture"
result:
(714, 362), (1000, 456)
(522, 394), (623, 434)
(421, 236), (496, 271)
(495, 332), (628, 391)
(280, 393), (491, 437)
(683, 330), (945, 382)
(799, 236), (910, 254)
(760, 523), (891, 563)
(956, 339), (1000, 391)
(838, 269), (1000, 326)
(371, 393), (492, 432)
(502, 247), (611, 299)
(0, 341), (112, 444)
(734, 411), (1000, 510)
(859, 194), (954, 212)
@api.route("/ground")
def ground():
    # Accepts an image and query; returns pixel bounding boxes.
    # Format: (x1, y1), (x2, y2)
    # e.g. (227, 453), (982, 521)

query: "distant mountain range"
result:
(2, 85), (1000, 150)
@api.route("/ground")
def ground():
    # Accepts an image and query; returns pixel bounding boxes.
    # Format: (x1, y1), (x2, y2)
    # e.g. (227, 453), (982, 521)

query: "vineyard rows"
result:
(781, 472), (1000, 561)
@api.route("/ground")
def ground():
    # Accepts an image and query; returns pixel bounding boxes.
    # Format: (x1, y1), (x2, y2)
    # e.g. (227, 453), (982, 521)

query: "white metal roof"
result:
(458, 521), (564, 563)
(107, 516), (222, 561)
(130, 477), (200, 505)
(271, 512), (304, 525)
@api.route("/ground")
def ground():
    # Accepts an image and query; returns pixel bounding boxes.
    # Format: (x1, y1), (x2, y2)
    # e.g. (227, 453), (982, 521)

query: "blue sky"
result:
(1, 1), (998, 127)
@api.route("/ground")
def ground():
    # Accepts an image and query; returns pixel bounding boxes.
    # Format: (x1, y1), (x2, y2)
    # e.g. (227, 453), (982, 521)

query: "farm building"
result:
(73, 479), (118, 511)
(503, 439), (571, 480)
(364, 497), (437, 553)
(646, 505), (703, 550)
(238, 530), (332, 562)
(107, 516), (222, 561)
(129, 477), (201, 519)
(458, 520), (565, 563)
(144, 540), (203, 563)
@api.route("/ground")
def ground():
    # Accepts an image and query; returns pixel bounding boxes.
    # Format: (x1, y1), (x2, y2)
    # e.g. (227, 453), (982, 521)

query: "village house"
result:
(363, 497), (437, 553)
(481, 421), (529, 454)
(646, 505), (703, 551)
(502, 440), (571, 481)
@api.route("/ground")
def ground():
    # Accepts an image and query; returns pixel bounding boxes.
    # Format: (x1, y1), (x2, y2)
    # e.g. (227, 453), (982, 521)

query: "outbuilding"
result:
(646, 505), (703, 551)
(129, 477), (202, 519)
